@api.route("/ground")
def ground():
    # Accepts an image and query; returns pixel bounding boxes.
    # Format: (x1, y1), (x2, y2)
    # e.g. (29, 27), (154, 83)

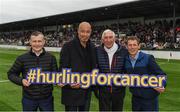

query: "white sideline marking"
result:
(0, 80), (9, 83)
(158, 63), (166, 65)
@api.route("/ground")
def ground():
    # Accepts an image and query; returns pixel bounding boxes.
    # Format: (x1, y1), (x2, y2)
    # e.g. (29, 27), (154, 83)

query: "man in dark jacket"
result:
(96, 29), (128, 111)
(7, 31), (58, 111)
(125, 36), (166, 111)
(59, 22), (96, 111)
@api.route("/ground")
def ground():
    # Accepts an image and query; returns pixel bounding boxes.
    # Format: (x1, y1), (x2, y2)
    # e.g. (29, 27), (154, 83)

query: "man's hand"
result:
(154, 87), (165, 93)
(22, 79), (31, 87)
(71, 83), (80, 89)
(57, 83), (64, 87)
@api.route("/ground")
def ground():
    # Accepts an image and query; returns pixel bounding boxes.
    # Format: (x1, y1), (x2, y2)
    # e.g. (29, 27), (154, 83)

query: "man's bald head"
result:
(78, 22), (91, 30)
(77, 22), (92, 47)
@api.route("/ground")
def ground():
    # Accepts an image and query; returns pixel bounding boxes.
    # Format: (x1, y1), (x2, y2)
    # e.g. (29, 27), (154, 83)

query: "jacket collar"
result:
(29, 48), (46, 57)
(137, 51), (144, 60)
(101, 42), (122, 52)
(126, 51), (144, 61)
(73, 37), (91, 58)
(75, 37), (91, 47)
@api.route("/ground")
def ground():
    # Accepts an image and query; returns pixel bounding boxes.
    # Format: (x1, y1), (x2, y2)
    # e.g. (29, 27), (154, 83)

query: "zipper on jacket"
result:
(36, 56), (39, 66)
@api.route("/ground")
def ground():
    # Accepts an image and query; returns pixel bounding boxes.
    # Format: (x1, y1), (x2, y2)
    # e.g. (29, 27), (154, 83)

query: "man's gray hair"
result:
(101, 29), (116, 39)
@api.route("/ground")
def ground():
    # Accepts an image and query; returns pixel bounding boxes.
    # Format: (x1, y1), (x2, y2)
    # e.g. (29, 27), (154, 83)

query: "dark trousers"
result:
(132, 96), (158, 111)
(99, 91), (125, 111)
(22, 96), (54, 111)
(65, 91), (91, 111)
(65, 105), (87, 111)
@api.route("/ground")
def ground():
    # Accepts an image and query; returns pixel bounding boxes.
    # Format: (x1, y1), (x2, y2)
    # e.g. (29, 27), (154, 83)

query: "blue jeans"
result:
(22, 96), (54, 111)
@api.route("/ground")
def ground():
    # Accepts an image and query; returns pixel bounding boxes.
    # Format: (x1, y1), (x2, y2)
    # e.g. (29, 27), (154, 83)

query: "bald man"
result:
(59, 22), (97, 111)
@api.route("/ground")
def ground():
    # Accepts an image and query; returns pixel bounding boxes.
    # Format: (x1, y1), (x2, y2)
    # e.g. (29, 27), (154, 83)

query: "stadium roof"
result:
(0, 0), (180, 32)
(0, 0), (136, 24)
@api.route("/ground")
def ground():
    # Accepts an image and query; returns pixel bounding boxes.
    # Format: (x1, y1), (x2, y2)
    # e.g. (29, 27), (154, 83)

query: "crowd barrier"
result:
(0, 45), (180, 59)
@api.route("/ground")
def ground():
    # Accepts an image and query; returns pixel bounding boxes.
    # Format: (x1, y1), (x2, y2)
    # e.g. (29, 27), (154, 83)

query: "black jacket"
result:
(59, 37), (96, 106)
(7, 48), (58, 100)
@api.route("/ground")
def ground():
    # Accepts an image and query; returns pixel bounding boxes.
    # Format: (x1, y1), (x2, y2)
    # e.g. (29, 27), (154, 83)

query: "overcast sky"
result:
(0, 0), (136, 24)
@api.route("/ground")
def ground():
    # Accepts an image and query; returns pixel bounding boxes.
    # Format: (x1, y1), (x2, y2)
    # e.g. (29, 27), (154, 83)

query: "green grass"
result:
(0, 48), (180, 111)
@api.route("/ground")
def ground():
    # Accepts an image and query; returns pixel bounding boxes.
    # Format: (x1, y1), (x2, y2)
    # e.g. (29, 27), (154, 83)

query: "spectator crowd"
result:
(0, 19), (180, 49)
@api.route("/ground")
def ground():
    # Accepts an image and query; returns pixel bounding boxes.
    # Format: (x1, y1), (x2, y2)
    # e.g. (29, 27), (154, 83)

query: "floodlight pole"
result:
(117, 14), (120, 38)
(172, 0), (176, 44)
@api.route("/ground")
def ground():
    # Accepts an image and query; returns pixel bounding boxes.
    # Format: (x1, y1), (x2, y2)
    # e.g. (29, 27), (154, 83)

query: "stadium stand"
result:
(0, 0), (180, 49)
(0, 20), (180, 49)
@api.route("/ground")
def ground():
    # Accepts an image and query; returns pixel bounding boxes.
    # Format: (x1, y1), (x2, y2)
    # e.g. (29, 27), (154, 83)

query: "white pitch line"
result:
(0, 64), (11, 66)
(158, 63), (166, 65)
(0, 80), (9, 83)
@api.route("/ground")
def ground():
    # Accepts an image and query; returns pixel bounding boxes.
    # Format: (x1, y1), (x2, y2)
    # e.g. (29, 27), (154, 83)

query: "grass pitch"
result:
(0, 48), (180, 111)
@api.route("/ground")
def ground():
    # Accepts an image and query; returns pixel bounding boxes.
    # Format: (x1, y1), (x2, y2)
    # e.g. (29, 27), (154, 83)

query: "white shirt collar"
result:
(32, 49), (43, 56)
(104, 42), (118, 69)
(104, 42), (118, 53)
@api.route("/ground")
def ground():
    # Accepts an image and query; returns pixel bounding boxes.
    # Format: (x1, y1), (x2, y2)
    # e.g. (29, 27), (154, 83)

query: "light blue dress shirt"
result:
(129, 52), (140, 68)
